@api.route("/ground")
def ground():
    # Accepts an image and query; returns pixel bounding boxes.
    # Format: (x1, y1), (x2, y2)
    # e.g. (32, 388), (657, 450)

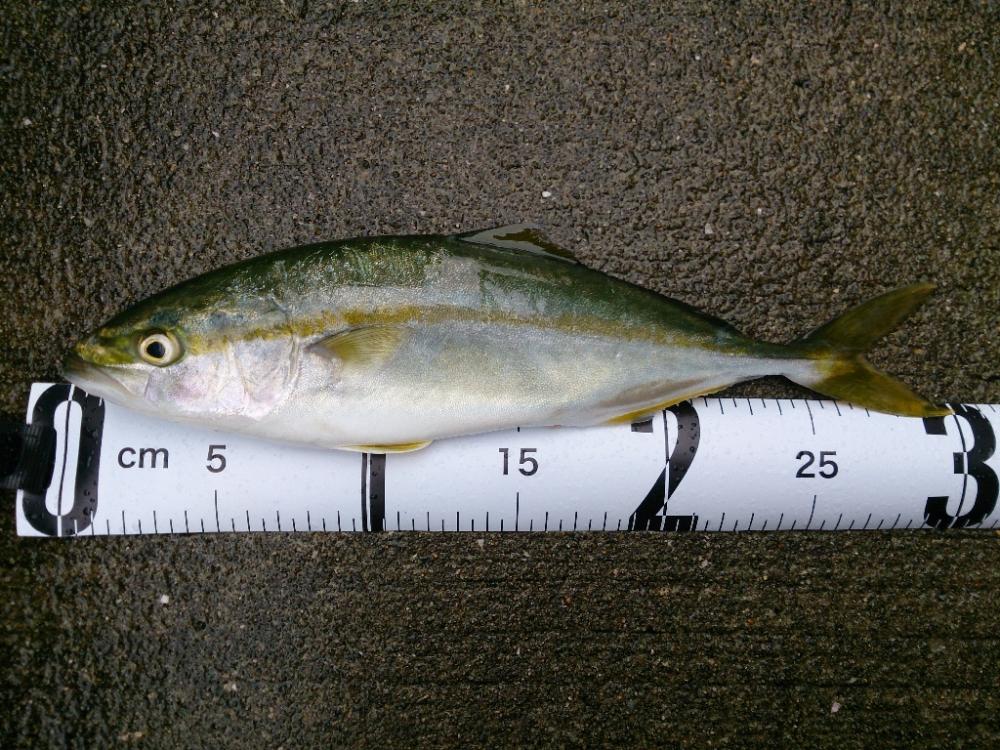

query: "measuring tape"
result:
(6, 383), (999, 537)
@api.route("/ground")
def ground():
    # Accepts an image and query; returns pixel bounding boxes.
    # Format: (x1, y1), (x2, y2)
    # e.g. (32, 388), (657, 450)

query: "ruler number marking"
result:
(923, 406), (998, 529)
(795, 450), (839, 478)
(499, 447), (539, 476)
(206, 445), (227, 473)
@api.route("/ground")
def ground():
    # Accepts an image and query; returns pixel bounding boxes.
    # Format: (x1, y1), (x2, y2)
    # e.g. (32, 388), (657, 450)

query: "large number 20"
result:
(923, 405), (998, 530)
(628, 401), (700, 531)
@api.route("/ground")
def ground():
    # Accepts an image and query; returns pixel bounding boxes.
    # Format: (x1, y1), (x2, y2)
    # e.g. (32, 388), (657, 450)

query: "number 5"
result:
(818, 451), (838, 478)
(206, 444), (227, 473)
(518, 448), (538, 476)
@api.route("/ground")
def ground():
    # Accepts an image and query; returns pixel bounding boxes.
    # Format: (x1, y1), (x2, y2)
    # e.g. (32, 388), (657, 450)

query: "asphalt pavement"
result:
(2, 2), (999, 747)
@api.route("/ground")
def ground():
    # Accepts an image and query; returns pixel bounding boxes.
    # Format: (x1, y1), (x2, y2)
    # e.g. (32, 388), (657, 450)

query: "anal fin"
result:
(602, 380), (733, 425)
(339, 440), (433, 453)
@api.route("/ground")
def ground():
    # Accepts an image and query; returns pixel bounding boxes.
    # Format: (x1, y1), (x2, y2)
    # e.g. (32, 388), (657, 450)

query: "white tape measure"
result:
(10, 383), (999, 537)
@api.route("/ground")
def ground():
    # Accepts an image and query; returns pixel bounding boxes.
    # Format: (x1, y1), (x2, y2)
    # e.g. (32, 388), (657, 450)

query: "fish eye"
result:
(138, 331), (181, 366)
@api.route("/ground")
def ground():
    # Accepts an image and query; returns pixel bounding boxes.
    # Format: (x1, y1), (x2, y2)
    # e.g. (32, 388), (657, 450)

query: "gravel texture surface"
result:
(2, 2), (999, 747)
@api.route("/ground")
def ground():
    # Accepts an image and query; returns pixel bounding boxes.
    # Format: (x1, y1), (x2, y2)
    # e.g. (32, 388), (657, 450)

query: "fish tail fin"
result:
(783, 283), (952, 418)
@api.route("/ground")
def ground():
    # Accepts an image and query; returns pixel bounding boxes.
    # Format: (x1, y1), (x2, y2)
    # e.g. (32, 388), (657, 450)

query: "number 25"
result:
(796, 450), (838, 478)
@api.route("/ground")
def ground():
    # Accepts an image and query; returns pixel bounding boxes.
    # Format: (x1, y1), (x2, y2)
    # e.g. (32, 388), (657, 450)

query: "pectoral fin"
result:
(309, 325), (408, 370)
(340, 440), (433, 453)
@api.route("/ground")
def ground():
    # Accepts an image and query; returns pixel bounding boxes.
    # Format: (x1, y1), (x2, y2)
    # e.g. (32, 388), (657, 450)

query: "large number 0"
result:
(21, 384), (105, 537)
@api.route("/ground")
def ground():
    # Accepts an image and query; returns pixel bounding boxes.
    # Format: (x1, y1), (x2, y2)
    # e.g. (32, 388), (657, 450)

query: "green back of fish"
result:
(109, 234), (749, 352)
(87, 230), (948, 421)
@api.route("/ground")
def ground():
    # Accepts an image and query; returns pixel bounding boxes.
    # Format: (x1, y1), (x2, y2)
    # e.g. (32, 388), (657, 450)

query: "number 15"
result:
(499, 448), (539, 476)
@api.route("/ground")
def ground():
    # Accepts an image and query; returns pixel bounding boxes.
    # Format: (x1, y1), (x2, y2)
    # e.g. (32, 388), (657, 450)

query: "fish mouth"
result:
(62, 352), (134, 402)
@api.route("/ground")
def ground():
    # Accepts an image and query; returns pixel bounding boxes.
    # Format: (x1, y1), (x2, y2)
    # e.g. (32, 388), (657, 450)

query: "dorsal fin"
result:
(454, 224), (579, 264)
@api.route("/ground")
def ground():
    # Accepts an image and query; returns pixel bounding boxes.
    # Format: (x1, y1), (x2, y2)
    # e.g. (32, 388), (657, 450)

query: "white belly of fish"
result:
(253, 321), (786, 449)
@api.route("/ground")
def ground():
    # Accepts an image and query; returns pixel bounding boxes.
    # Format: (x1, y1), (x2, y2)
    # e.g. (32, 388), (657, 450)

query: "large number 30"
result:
(923, 405), (998, 530)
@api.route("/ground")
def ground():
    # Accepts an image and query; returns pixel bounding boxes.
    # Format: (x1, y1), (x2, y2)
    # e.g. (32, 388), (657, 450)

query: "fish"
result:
(63, 225), (951, 452)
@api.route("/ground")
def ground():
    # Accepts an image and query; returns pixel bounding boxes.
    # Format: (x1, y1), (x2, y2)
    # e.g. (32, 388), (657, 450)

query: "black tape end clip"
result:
(0, 421), (57, 495)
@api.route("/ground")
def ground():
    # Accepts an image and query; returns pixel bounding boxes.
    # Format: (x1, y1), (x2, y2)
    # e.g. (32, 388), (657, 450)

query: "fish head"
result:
(63, 283), (299, 425)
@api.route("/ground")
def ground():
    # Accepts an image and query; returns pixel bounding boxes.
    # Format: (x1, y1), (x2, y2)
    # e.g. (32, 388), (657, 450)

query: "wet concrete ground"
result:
(2, 2), (999, 747)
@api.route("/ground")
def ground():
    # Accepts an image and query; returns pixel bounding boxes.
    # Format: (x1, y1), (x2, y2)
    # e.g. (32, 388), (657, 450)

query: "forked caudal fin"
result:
(785, 283), (952, 418)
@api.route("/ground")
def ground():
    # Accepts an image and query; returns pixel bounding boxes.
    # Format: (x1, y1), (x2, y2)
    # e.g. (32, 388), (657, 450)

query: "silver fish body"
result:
(64, 226), (949, 451)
